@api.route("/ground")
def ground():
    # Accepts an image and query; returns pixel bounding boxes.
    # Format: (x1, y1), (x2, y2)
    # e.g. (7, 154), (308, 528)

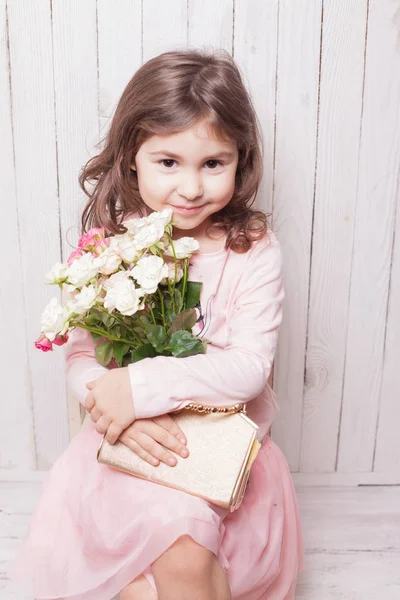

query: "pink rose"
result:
(67, 248), (84, 266)
(34, 336), (53, 352)
(52, 333), (69, 346)
(78, 227), (105, 250)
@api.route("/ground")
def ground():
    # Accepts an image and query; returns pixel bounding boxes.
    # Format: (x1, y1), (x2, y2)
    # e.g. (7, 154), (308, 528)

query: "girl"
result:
(9, 49), (304, 599)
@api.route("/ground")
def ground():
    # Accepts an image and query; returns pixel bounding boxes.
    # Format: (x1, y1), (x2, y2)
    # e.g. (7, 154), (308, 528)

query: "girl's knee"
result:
(153, 534), (215, 580)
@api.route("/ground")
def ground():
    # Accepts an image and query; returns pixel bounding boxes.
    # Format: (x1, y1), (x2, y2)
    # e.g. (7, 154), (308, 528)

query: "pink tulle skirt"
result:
(8, 419), (304, 599)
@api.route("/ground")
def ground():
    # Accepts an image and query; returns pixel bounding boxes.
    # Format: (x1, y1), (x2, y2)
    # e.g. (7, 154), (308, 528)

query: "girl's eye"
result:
(159, 159), (223, 169)
(205, 160), (222, 169)
(161, 159), (176, 168)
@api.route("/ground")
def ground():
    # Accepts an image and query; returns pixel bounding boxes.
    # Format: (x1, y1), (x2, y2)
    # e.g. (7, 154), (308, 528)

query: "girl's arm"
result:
(64, 327), (109, 407)
(128, 234), (284, 419)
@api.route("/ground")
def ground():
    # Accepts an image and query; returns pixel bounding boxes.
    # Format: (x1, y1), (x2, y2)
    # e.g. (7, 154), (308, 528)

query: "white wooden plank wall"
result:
(1, 0), (399, 485)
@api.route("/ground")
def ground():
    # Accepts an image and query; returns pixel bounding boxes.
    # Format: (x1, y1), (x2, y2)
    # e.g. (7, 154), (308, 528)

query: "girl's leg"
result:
(152, 535), (232, 600)
(120, 573), (158, 600)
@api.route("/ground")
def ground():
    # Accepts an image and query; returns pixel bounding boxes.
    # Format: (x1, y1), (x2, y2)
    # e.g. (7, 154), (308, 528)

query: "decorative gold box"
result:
(97, 406), (261, 512)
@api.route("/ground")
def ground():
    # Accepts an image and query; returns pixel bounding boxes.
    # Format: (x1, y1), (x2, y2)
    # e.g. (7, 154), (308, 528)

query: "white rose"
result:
(123, 216), (147, 234)
(44, 261), (69, 285)
(130, 255), (169, 295)
(40, 297), (67, 341)
(93, 246), (122, 274)
(102, 270), (129, 290)
(165, 237), (200, 259)
(160, 261), (184, 285)
(133, 222), (165, 251)
(109, 233), (139, 263)
(124, 208), (172, 234)
(103, 276), (144, 316)
(72, 284), (98, 314)
(146, 207), (173, 229)
(65, 252), (99, 288)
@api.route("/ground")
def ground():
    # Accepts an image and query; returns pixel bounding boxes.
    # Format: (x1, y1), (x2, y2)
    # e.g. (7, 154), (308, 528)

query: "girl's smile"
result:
(169, 203), (207, 215)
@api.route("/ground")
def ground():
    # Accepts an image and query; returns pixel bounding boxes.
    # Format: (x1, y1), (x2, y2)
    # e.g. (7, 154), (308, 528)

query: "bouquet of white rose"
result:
(35, 208), (205, 367)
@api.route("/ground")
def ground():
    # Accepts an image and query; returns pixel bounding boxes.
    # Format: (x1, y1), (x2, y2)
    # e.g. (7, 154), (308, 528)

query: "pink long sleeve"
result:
(64, 327), (109, 407)
(128, 234), (284, 419)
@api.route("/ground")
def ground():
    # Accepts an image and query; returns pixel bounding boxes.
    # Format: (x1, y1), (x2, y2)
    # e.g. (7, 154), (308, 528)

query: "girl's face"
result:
(131, 120), (239, 238)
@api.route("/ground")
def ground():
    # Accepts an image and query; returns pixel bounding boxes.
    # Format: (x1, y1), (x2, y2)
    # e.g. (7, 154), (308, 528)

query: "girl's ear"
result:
(130, 163), (136, 171)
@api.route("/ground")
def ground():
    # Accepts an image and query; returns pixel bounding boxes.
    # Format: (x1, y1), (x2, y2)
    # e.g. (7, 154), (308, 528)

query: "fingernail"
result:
(179, 436), (186, 444)
(168, 457), (177, 466)
(181, 448), (189, 457)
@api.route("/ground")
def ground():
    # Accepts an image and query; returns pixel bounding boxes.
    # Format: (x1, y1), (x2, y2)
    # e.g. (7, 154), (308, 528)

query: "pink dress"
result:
(8, 231), (304, 599)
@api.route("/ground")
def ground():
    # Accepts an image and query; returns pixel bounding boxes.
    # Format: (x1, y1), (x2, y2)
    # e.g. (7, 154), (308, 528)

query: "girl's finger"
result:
(95, 414), (112, 435)
(90, 406), (102, 423)
(141, 423), (189, 459)
(105, 421), (124, 445)
(119, 434), (161, 467)
(152, 414), (187, 446)
(131, 431), (180, 467)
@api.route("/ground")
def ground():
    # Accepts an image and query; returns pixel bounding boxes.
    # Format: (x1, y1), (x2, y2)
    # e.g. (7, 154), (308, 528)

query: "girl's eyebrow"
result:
(148, 150), (236, 159)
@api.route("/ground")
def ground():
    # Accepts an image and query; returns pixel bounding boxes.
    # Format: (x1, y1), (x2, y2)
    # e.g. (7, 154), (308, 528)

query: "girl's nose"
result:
(177, 172), (203, 200)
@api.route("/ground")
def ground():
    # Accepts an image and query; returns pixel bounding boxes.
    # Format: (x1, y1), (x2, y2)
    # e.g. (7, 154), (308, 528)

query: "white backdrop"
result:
(1, 0), (399, 486)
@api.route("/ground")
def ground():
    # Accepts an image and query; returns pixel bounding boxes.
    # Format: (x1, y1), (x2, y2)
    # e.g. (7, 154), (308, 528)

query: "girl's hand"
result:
(85, 367), (135, 444)
(118, 414), (190, 467)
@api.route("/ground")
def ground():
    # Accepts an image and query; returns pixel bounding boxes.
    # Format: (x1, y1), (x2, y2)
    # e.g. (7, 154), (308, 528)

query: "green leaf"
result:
(185, 281), (202, 309)
(146, 324), (167, 352)
(131, 343), (157, 363)
(113, 341), (131, 366)
(168, 330), (206, 358)
(168, 308), (197, 335)
(101, 312), (116, 328)
(85, 311), (103, 327)
(95, 340), (114, 366)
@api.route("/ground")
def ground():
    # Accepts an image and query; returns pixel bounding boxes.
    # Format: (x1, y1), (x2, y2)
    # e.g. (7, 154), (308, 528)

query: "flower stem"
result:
(158, 289), (166, 327)
(179, 259), (189, 312)
(71, 322), (139, 347)
(166, 234), (178, 313)
(148, 304), (156, 325)
(93, 306), (143, 345)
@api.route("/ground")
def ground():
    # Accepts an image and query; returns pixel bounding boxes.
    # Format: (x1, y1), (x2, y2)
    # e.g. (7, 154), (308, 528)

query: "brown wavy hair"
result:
(79, 48), (270, 253)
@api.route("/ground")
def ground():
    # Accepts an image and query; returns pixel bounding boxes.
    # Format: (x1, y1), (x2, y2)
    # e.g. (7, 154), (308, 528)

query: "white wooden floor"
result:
(1, 483), (399, 599)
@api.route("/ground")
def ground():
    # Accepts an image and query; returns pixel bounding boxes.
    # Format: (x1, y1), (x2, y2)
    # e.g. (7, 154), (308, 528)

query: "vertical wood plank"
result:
(142, 0), (187, 61)
(51, 0), (99, 440)
(97, 0), (142, 119)
(0, 0), (35, 469)
(365, 0), (400, 474)
(52, 0), (99, 255)
(7, 0), (69, 469)
(269, 0), (323, 469)
(233, 0), (278, 215)
(188, 0), (233, 53)
(300, 0), (369, 473)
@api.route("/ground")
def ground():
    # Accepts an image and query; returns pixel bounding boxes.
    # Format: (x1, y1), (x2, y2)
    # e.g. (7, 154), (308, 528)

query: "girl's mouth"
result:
(172, 205), (205, 215)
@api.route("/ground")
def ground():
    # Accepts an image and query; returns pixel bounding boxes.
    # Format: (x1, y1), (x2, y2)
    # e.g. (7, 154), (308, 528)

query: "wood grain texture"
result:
(2, 483), (400, 598)
(336, 0), (400, 476)
(0, 0), (35, 470)
(6, 0), (69, 469)
(1, 1), (399, 483)
(300, 0), (369, 473)
(269, 0), (323, 471)
(97, 0), (142, 118)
